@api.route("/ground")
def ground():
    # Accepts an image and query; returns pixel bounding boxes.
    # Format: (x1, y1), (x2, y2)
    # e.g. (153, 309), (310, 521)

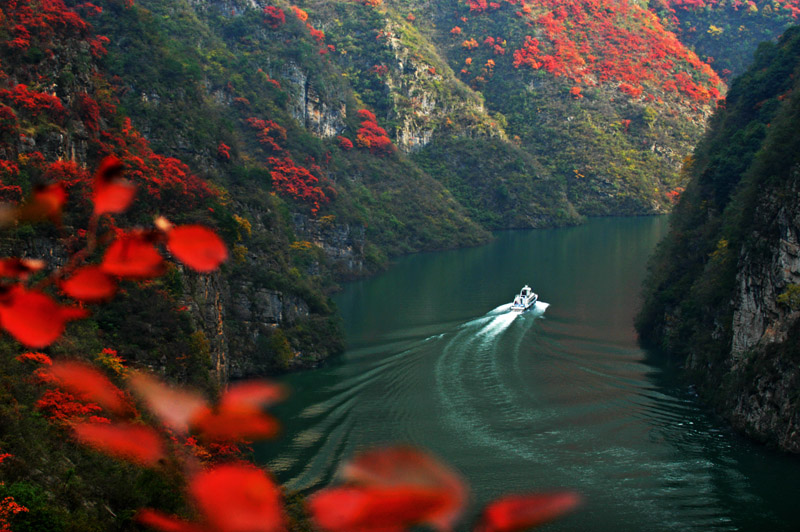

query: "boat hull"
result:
(510, 296), (538, 312)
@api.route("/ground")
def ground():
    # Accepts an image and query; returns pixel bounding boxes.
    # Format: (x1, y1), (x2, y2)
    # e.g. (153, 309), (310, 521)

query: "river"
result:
(256, 216), (800, 531)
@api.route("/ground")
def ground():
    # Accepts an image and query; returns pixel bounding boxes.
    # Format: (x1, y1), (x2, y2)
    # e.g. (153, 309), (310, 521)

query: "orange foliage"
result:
(289, 5), (308, 22)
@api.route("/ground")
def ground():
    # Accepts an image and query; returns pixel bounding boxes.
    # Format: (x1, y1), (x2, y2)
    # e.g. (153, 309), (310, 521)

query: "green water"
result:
(258, 217), (800, 531)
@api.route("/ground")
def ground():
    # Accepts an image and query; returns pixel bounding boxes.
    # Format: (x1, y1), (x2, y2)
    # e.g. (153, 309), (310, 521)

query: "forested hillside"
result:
(638, 26), (800, 452)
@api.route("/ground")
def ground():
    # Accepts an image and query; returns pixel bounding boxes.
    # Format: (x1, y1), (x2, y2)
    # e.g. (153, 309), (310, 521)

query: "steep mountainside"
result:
(421, 0), (725, 214)
(637, 26), (800, 452)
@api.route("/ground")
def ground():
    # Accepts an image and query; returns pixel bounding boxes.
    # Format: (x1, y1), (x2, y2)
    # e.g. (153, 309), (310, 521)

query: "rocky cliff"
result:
(637, 27), (800, 452)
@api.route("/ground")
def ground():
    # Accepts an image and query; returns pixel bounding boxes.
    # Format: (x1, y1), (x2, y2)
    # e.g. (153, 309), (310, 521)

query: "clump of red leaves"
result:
(355, 109), (394, 156)
(0, 84), (66, 121)
(337, 136), (354, 151)
(0, 452), (28, 530)
(244, 117), (332, 214)
(217, 142), (231, 161)
(267, 157), (330, 214)
(509, 0), (723, 102)
(263, 6), (286, 29)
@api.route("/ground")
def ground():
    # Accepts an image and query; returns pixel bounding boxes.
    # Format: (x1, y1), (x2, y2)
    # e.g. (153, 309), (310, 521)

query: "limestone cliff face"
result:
(723, 167), (800, 451)
(381, 20), (506, 152)
(177, 200), (358, 384)
(292, 213), (366, 276)
(637, 28), (800, 453)
(731, 179), (800, 359)
(183, 269), (319, 383)
(284, 62), (347, 139)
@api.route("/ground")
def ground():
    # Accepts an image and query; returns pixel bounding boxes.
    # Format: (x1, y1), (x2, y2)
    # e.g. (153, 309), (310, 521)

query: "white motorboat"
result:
(510, 285), (538, 312)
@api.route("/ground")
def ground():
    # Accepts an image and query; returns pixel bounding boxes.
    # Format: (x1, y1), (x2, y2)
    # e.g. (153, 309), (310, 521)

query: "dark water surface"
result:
(257, 217), (800, 531)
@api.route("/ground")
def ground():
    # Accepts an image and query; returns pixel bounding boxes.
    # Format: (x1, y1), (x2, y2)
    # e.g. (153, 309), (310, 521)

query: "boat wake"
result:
(270, 300), (550, 491)
(487, 300), (550, 317)
(431, 298), (556, 464)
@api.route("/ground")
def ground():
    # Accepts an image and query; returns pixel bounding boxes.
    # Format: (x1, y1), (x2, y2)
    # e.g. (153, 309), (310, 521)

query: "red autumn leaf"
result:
(309, 486), (454, 532)
(0, 257), (45, 280)
(93, 155), (136, 215)
(28, 183), (67, 222)
(220, 380), (286, 411)
(60, 265), (117, 302)
(309, 447), (467, 532)
(0, 287), (88, 347)
(94, 181), (136, 215)
(128, 372), (207, 433)
(6, 183), (69, 225)
(189, 463), (285, 532)
(166, 225), (228, 273)
(474, 493), (581, 532)
(190, 406), (280, 442)
(188, 380), (285, 442)
(138, 464), (285, 532)
(59, 305), (91, 321)
(72, 422), (165, 466)
(137, 510), (205, 532)
(101, 233), (164, 279)
(43, 361), (132, 416)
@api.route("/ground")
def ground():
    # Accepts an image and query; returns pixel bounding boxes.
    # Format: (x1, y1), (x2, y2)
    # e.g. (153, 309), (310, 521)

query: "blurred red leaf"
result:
(136, 510), (205, 532)
(8, 183), (69, 224)
(220, 380), (286, 411)
(93, 155), (136, 215)
(73, 422), (165, 466)
(43, 360), (132, 416)
(190, 406), (280, 442)
(32, 183), (67, 220)
(0, 257), (45, 280)
(60, 265), (117, 302)
(190, 463), (285, 532)
(138, 464), (285, 532)
(190, 380), (286, 442)
(309, 447), (467, 532)
(94, 181), (136, 215)
(0, 287), (88, 347)
(309, 486), (453, 532)
(474, 493), (581, 532)
(59, 305), (92, 321)
(128, 372), (207, 433)
(167, 225), (228, 273)
(101, 233), (164, 279)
